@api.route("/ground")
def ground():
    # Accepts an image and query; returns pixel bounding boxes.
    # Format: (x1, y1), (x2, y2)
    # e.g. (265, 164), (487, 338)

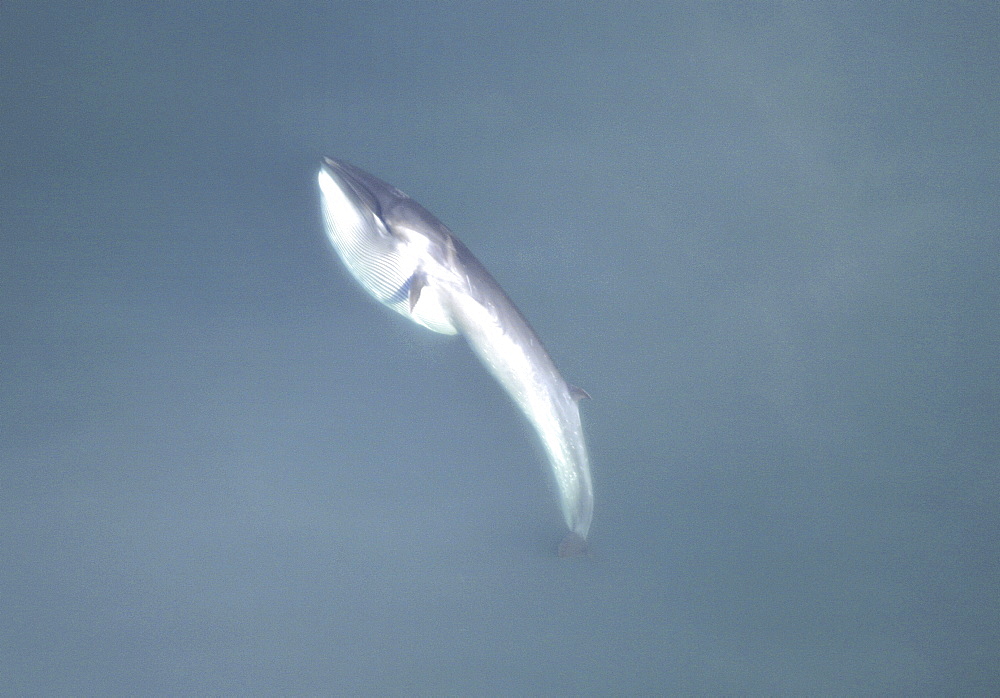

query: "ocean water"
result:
(2, 2), (997, 693)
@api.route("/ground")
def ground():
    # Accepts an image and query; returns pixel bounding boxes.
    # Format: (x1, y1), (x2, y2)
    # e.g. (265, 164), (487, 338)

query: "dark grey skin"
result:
(318, 158), (593, 553)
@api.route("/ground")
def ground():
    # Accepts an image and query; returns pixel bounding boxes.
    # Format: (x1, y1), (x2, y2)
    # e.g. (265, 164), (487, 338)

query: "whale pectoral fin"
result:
(569, 385), (591, 401)
(402, 270), (459, 335)
(408, 272), (428, 312)
(558, 531), (588, 557)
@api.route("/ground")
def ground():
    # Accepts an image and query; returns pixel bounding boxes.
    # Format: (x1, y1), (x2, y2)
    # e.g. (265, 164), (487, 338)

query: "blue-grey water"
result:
(2, 3), (997, 693)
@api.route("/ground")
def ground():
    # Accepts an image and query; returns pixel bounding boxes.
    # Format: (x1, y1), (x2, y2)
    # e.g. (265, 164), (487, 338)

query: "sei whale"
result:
(317, 158), (593, 554)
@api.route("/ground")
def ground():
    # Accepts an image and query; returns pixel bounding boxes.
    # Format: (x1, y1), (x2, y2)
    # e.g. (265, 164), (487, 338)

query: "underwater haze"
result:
(2, 2), (997, 693)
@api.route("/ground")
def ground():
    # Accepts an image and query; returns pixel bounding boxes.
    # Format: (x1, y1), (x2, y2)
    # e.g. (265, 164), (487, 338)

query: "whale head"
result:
(318, 158), (459, 335)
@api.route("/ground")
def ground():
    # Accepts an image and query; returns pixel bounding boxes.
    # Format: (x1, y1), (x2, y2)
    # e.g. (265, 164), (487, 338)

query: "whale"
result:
(317, 158), (593, 554)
